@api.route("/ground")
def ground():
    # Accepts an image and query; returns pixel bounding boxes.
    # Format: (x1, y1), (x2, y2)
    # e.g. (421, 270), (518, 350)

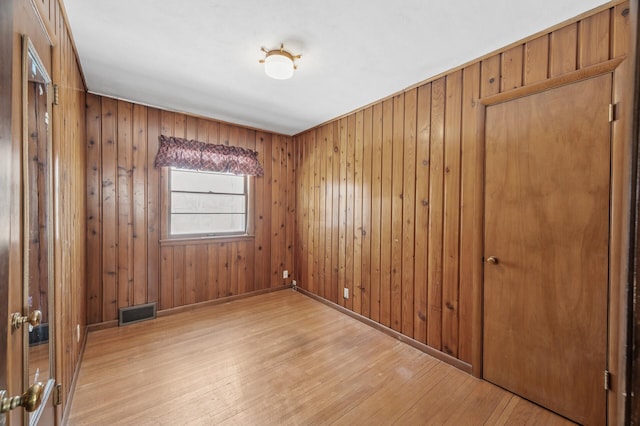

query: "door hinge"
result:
(608, 103), (616, 122)
(604, 370), (611, 390)
(54, 383), (62, 406)
(53, 84), (60, 105)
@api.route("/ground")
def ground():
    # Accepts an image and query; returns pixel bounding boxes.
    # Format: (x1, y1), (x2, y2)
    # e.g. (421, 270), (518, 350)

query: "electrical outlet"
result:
(76, 324), (80, 343)
(283, 270), (289, 279)
(343, 288), (349, 299)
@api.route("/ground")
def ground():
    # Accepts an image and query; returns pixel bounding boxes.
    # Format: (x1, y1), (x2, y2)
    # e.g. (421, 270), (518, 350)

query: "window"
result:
(169, 168), (247, 236)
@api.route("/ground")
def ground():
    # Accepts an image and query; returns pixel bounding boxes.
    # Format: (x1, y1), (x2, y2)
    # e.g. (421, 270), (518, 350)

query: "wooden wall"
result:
(7, 0), (87, 421)
(50, 1), (87, 414)
(294, 2), (631, 368)
(27, 81), (50, 323)
(85, 95), (295, 324)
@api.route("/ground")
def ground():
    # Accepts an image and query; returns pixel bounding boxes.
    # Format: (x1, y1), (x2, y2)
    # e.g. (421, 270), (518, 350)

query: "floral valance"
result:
(154, 135), (264, 177)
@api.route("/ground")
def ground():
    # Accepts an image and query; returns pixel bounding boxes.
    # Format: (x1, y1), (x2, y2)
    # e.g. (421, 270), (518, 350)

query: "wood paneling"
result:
(254, 132), (270, 290)
(361, 107), (372, 318)
(402, 90), (416, 337)
(27, 81), (50, 322)
(523, 35), (549, 85)
(353, 110), (363, 314)
(414, 84), (431, 344)
(51, 2), (87, 416)
(500, 46), (523, 91)
(132, 104), (147, 305)
(550, 24), (578, 77)
(380, 100), (393, 327)
(442, 71), (462, 358)
(85, 97), (294, 322)
(370, 104), (383, 323)
(427, 78), (445, 350)
(7, 0), (89, 420)
(337, 120), (347, 307)
(101, 97), (118, 320)
(345, 115), (355, 311)
(458, 63), (481, 364)
(86, 92), (102, 324)
(579, 10), (611, 68)
(390, 94), (403, 332)
(294, 3), (631, 382)
(146, 108), (160, 304)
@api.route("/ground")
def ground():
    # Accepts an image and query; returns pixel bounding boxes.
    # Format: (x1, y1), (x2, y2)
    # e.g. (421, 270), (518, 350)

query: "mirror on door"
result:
(23, 36), (55, 425)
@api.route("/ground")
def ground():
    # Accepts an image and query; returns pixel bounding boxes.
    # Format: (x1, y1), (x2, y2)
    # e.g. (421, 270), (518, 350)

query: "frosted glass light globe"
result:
(264, 54), (294, 80)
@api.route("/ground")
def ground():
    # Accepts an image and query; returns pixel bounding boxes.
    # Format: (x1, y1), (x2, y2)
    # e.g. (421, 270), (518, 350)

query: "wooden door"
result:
(0, 1), (18, 425)
(1, 35), (56, 426)
(483, 74), (611, 425)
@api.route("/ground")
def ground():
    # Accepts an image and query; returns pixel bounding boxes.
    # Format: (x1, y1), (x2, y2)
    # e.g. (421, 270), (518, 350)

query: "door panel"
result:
(0, 0), (16, 424)
(483, 74), (611, 425)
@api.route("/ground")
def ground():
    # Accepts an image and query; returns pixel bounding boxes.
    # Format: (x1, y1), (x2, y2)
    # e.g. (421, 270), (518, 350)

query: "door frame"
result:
(471, 56), (633, 425)
(0, 0), (14, 420)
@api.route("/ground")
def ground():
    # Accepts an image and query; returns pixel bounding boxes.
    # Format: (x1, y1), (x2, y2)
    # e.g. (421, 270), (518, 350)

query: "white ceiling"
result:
(63, 0), (610, 136)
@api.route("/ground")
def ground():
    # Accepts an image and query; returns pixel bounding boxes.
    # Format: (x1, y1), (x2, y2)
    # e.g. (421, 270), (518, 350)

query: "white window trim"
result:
(167, 168), (250, 239)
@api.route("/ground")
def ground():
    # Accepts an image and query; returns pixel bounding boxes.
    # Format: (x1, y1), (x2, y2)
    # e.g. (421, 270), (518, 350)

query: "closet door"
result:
(483, 74), (611, 425)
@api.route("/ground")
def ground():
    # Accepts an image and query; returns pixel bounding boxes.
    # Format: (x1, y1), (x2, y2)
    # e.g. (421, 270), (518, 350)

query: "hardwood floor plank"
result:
(67, 290), (573, 425)
(482, 393), (515, 425)
(332, 351), (442, 425)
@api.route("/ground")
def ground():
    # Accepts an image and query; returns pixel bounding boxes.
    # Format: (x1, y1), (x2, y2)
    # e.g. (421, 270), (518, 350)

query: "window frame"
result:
(165, 167), (251, 240)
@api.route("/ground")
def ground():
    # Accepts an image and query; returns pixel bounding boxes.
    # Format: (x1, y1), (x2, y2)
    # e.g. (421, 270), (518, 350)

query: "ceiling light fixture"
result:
(260, 44), (301, 80)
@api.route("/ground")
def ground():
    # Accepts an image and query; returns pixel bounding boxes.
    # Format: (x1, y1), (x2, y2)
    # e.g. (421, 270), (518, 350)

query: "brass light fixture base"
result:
(259, 43), (302, 70)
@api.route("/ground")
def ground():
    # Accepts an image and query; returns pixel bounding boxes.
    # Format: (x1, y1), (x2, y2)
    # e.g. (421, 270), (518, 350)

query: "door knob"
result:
(0, 382), (45, 413)
(486, 256), (499, 265)
(10, 310), (42, 331)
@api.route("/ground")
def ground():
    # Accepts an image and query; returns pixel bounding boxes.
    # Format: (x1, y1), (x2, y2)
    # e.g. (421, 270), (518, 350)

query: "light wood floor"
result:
(29, 342), (50, 384)
(66, 290), (574, 425)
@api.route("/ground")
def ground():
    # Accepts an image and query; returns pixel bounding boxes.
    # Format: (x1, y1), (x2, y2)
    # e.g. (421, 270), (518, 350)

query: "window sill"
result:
(159, 234), (255, 247)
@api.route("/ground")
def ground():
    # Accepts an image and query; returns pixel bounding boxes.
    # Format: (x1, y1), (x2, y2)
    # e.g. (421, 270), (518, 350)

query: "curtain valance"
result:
(154, 135), (264, 177)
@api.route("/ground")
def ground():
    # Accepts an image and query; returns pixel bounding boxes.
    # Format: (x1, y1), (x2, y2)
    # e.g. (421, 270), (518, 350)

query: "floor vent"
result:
(119, 302), (157, 326)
